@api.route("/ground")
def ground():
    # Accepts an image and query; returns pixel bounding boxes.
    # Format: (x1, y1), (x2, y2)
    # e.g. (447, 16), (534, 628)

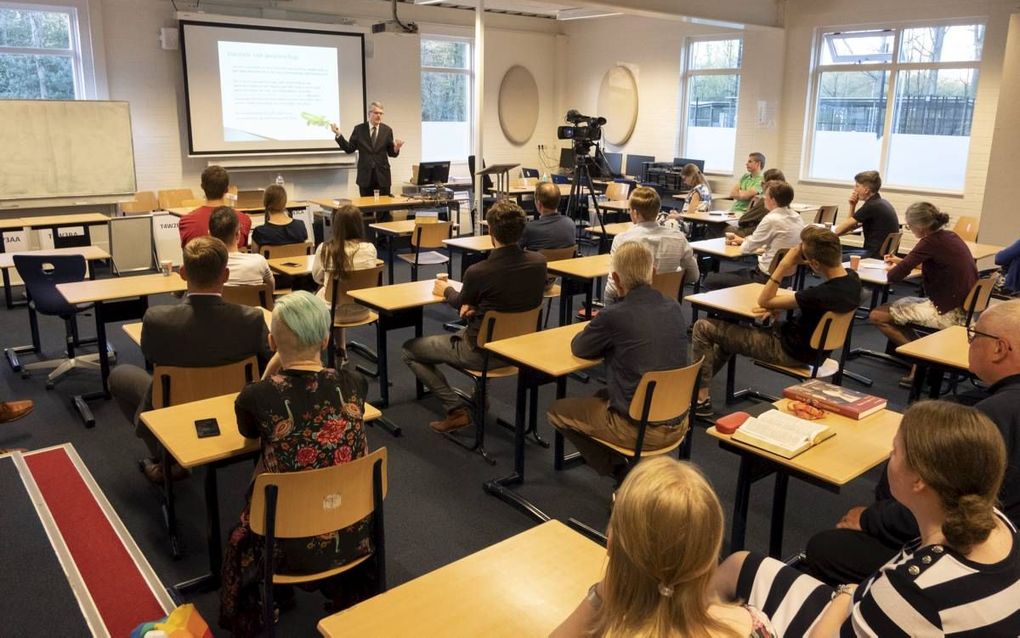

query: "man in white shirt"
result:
(604, 186), (700, 304)
(208, 206), (275, 293)
(705, 181), (804, 289)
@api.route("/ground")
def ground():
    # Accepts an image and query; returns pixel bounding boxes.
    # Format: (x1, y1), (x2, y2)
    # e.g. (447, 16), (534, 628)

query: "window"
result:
(681, 37), (742, 173)
(421, 38), (472, 163)
(807, 23), (984, 191)
(0, 3), (82, 99)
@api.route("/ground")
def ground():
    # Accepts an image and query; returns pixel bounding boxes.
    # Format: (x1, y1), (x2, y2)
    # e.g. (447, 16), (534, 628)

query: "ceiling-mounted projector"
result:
(372, 20), (418, 34)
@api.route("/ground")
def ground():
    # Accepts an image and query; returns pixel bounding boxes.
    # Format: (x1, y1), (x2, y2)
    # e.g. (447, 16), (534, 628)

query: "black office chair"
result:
(10, 254), (113, 388)
(521, 168), (540, 178)
(468, 155), (497, 226)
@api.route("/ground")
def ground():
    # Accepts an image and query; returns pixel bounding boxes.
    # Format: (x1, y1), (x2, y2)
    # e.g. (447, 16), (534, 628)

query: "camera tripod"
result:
(565, 151), (607, 240)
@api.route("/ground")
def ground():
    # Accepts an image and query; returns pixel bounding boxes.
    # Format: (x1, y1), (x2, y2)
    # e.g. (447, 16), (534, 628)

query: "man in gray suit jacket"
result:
(331, 101), (404, 197)
(109, 236), (272, 483)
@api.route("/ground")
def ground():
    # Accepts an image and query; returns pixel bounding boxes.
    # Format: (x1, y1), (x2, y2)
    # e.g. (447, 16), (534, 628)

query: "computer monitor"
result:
(673, 157), (706, 173)
(415, 161), (451, 185)
(559, 148), (576, 172)
(625, 154), (655, 179)
(602, 152), (623, 176)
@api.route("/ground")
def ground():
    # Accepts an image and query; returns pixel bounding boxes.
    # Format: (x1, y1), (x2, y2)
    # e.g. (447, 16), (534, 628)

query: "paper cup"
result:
(160, 260), (173, 276)
(849, 255), (861, 271)
(436, 273), (449, 282)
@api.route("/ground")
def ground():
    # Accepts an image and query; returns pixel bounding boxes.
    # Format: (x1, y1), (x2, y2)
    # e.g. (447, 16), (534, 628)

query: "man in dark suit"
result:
(331, 101), (404, 197)
(108, 236), (272, 483)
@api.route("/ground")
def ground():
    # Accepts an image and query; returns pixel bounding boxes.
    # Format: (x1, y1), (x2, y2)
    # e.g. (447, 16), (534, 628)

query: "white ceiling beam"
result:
(570, 0), (783, 29)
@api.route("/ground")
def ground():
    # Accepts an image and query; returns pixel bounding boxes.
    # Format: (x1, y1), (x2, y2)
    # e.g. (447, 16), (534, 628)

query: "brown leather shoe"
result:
(0, 400), (33, 424)
(140, 458), (189, 484)
(429, 407), (471, 433)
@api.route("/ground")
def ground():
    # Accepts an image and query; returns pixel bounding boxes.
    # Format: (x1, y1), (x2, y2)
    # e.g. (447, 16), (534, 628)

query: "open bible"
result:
(730, 409), (835, 459)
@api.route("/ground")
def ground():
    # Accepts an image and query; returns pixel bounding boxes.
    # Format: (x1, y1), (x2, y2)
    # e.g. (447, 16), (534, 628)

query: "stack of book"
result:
(782, 379), (887, 420)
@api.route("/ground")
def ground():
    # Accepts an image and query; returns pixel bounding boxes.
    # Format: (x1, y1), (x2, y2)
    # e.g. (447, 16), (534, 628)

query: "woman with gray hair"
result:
(868, 202), (977, 387)
(220, 291), (373, 636)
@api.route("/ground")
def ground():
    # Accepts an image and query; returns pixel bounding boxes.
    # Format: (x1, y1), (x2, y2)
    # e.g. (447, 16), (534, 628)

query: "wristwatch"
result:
(586, 582), (603, 609)
(831, 583), (856, 600)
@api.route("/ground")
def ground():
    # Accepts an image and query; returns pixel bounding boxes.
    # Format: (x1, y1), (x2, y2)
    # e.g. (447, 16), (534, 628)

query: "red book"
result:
(782, 379), (887, 420)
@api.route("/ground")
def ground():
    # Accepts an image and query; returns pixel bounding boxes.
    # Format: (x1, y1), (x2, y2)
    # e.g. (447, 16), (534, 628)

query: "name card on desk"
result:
(153, 214), (183, 268)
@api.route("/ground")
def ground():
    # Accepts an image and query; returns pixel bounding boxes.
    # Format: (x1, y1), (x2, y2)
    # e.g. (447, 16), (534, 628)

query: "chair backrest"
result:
(251, 447), (388, 539)
(604, 182), (631, 202)
(259, 242), (314, 260)
(13, 254), (86, 315)
(151, 356), (258, 409)
(962, 274), (997, 326)
(953, 215), (979, 242)
(109, 215), (157, 275)
(181, 198), (205, 208)
(651, 269), (684, 301)
(814, 205), (838, 226)
(411, 221), (452, 249)
(767, 248), (790, 275)
(537, 246), (577, 262)
(325, 265), (384, 313)
(475, 306), (543, 349)
(878, 231), (902, 256)
(122, 191), (159, 215)
(157, 188), (196, 209)
(628, 358), (703, 423)
(808, 310), (855, 353)
(222, 283), (274, 310)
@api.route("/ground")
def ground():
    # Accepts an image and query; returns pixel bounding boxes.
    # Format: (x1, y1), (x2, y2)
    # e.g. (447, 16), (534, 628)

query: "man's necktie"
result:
(371, 126), (377, 146)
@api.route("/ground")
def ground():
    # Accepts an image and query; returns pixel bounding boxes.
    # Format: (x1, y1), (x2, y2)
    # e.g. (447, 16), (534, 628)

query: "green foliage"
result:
(0, 8), (76, 99)
(421, 72), (467, 122)
(421, 39), (468, 69)
(0, 8), (71, 49)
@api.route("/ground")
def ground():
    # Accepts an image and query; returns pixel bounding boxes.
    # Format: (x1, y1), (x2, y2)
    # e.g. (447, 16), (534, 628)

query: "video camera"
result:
(557, 110), (606, 154)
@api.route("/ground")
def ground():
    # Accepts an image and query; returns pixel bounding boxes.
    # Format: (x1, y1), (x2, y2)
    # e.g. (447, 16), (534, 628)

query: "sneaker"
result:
(694, 398), (714, 418)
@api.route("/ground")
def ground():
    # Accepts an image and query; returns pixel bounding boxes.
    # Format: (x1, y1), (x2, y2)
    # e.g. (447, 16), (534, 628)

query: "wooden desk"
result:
(482, 322), (599, 520)
(347, 279), (457, 409)
(318, 521), (605, 637)
(690, 237), (745, 260)
(56, 273), (187, 427)
(22, 212), (110, 228)
(597, 199), (631, 213)
(366, 219), (459, 284)
(682, 210), (738, 224)
(708, 399), (900, 556)
(586, 221), (633, 237)
(443, 235), (494, 277)
(0, 216), (26, 231)
(267, 254), (315, 278)
(964, 241), (1003, 262)
(141, 391), (381, 595)
(0, 245), (110, 309)
(167, 201), (307, 217)
(546, 254), (612, 325)
(313, 196), (458, 218)
(895, 325), (969, 401)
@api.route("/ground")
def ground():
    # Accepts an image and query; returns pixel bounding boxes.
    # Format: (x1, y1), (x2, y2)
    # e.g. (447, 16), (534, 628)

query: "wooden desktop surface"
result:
(267, 255), (315, 277)
(707, 399), (901, 485)
(547, 253), (611, 280)
(0, 217), (26, 231)
(21, 212), (110, 226)
(313, 196), (430, 211)
(168, 201), (306, 216)
(488, 184), (572, 196)
(369, 220), (417, 236)
(964, 241), (1003, 261)
(317, 520), (605, 638)
(690, 237), (745, 259)
(683, 210), (738, 224)
(347, 279), (460, 312)
(587, 222), (633, 237)
(57, 272), (186, 304)
(0, 245), (110, 269)
(895, 325), (969, 371)
(141, 392), (381, 470)
(484, 322), (598, 377)
(123, 308), (272, 346)
(597, 200), (631, 212)
(686, 283), (795, 319)
(443, 235), (494, 252)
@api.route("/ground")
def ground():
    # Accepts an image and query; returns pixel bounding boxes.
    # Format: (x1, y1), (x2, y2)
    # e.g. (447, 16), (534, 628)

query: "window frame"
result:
(0, 0), (96, 99)
(679, 34), (744, 176)
(419, 35), (474, 164)
(802, 19), (985, 194)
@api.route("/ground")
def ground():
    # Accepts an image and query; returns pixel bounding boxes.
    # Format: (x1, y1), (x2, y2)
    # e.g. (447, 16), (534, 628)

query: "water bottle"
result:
(275, 174), (284, 188)
(541, 171), (550, 183)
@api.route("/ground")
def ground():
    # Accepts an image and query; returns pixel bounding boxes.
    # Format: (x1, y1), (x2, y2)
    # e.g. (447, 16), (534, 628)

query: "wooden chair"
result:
(555, 358), (703, 477)
(325, 265), (384, 373)
(157, 188), (196, 209)
(538, 246), (578, 328)
(605, 182), (631, 202)
(447, 307), (543, 464)
(396, 221), (453, 281)
(250, 447), (388, 636)
(180, 198), (205, 208)
(150, 356), (258, 557)
(730, 311), (855, 404)
(121, 191), (158, 215)
(651, 269), (684, 302)
(878, 231), (902, 256)
(257, 242), (314, 296)
(814, 205), (838, 226)
(953, 215), (979, 242)
(222, 283), (274, 310)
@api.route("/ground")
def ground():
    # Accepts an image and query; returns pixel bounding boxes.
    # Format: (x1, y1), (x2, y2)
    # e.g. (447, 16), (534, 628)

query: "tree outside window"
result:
(421, 38), (472, 163)
(681, 37), (743, 173)
(0, 4), (79, 99)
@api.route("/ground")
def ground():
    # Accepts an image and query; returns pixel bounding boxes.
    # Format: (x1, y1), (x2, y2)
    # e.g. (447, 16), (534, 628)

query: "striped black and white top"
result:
(844, 510), (1020, 637)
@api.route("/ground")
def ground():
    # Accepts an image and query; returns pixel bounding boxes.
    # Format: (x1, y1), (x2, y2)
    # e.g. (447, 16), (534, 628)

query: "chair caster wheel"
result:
(45, 382), (55, 390)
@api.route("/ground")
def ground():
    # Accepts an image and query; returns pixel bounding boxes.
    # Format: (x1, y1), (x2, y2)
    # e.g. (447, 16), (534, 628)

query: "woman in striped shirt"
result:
(712, 401), (1020, 637)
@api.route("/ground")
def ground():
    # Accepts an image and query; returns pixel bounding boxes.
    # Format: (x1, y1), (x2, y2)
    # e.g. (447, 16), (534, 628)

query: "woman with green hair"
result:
(219, 291), (373, 636)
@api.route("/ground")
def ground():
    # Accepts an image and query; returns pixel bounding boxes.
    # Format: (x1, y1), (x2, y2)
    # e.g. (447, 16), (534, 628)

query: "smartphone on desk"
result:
(282, 261), (301, 267)
(195, 417), (221, 438)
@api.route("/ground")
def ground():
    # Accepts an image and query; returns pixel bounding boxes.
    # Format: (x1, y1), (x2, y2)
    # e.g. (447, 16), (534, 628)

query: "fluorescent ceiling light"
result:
(556, 7), (621, 20)
(413, 0), (447, 5)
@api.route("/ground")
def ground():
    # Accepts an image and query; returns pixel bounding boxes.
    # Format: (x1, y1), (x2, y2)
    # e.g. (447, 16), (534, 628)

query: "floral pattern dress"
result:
(219, 368), (371, 636)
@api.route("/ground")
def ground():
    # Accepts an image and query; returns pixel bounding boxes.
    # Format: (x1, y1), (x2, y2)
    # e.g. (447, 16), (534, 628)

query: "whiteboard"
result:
(0, 100), (137, 207)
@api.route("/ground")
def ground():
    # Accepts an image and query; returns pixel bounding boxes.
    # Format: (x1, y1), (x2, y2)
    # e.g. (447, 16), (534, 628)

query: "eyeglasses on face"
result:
(967, 324), (1011, 349)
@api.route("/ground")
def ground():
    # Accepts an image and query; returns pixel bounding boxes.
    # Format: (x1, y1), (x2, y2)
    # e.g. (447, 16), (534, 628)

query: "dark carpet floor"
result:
(0, 247), (923, 635)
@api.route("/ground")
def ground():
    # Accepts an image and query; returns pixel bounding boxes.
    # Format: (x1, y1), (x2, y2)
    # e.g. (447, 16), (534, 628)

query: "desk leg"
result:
(730, 455), (752, 553)
(908, 362), (927, 403)
(558, 282), (571, 327)
(525, 383), (548, 447)
(162, 448), (183, 560)
(3, 269), (12, 309)
(926, 365), (945, 400)
(174, 465), (222, 595)
(769, 471), (789, 558)
(375, 317), (390, 408)
(69, 300), (107, 427)
(386, 235), (396, 285)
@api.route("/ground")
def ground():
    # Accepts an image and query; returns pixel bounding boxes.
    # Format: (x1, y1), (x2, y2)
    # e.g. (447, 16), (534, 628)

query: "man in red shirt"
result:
(178, 165), (252, 249)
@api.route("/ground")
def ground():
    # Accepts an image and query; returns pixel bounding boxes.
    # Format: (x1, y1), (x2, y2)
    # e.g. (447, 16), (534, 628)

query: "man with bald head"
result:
(799, 299), (1020, 585)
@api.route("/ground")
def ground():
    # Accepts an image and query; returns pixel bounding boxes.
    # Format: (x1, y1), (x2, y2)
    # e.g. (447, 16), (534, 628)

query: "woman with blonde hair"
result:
(552, 456), (775, 638)
(714, 401), (1020, 636)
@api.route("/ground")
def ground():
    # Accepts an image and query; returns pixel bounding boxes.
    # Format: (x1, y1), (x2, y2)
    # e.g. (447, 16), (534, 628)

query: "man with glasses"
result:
(331, 101), (404, 197)
(798, 299), (1020, 586)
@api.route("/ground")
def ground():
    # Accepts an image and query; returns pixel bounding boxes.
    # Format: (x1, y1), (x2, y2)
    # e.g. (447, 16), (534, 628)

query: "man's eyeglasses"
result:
(967, 325), (1012, 350)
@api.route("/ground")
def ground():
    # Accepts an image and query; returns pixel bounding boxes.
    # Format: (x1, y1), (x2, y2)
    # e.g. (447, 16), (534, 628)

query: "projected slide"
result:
(218, 41), (339, 142)
(180, 21), (366, 155)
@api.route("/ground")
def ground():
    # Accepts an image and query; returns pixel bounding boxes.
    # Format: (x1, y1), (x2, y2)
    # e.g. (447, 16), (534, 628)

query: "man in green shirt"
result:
(729, 152), (766, 213)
